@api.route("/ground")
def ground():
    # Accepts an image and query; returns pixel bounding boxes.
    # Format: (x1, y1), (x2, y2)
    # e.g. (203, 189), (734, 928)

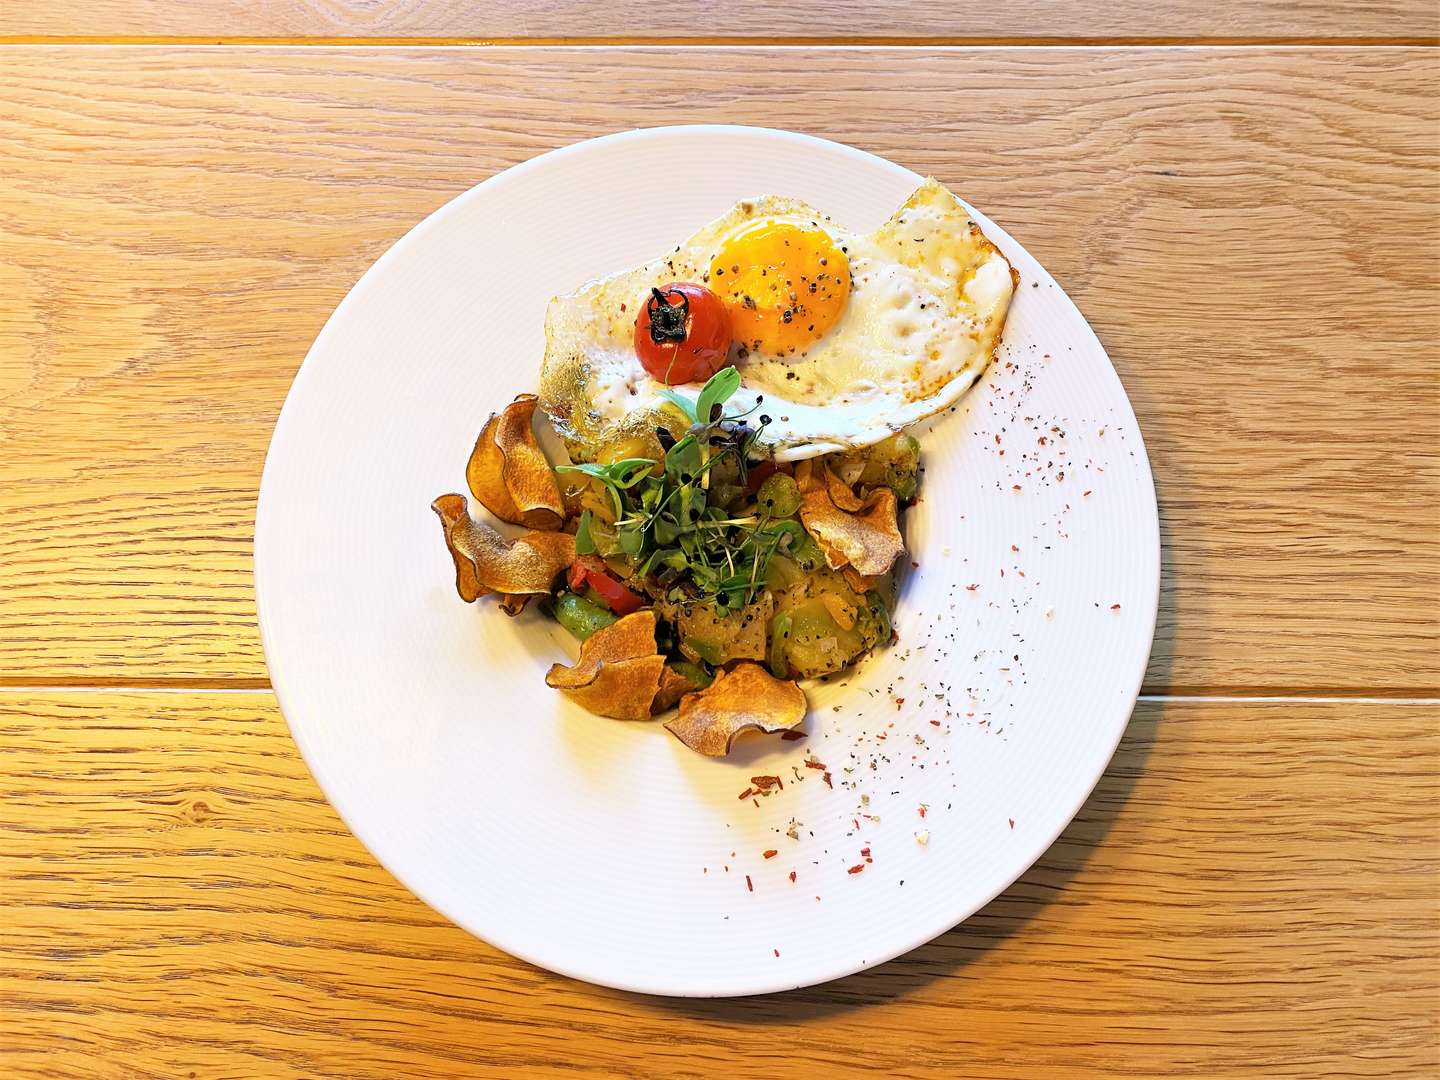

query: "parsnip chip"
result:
(561, 608), (659, 668)
(431, 493), (575, 602)
(465, 394), (565, 530)
(664, 662), (806, 757)
(552, 655), (666, 721)
(498, 593), (532, 617)
(796, 457), (865, 512)
(826, 470), (866, 513)
(841, 566), (883, 595)
(545, 610), (664, 721)
(800, 484), (904, 577)
(651, 665), (699, 714)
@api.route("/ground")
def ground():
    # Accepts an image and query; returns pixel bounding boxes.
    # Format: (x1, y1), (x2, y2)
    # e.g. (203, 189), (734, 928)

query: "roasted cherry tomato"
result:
(568, 557), (646, 616)
(634, 282), (731, 385)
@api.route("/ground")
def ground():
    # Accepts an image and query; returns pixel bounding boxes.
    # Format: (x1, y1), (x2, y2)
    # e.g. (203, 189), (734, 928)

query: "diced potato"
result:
(836, 433), (921, 502)
(668, 592), (773, 666)
(819, 592), (857, 630)
(783, 598), (864, 677)
(764, 555), (805, 591)
(767, 611), (793, 678)
(771, 568), (891, 677)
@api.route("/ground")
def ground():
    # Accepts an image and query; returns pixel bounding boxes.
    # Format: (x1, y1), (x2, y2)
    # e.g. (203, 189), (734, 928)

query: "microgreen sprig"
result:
(561, 366), (795, 609)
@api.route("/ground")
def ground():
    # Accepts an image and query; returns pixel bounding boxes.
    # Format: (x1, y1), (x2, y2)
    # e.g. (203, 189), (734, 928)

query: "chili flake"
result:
(847, 864), (865, 875)
(745, 875), (754, 892)
(763, 849), (778, 859)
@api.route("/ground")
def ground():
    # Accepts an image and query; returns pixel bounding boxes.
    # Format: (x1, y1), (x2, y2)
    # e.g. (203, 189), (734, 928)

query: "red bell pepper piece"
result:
(567, 556), (645, 616)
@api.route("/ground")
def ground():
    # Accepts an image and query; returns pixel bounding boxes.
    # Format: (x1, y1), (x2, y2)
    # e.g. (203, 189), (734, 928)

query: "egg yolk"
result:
(708, 221), (850, 356)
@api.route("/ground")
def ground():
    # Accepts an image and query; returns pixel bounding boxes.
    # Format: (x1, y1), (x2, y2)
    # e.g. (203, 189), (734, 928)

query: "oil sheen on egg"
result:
(539, 179), (1018, 462)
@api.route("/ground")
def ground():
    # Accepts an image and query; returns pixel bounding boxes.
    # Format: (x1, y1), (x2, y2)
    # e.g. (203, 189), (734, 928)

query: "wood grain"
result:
(0, 692), (1434, 1077)
(0, 47), (1435, 693)
(2, 0), (1436, 42)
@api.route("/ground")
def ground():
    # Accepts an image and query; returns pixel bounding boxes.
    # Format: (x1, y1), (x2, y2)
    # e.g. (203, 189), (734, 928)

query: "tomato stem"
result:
(646, 287), (689, 345)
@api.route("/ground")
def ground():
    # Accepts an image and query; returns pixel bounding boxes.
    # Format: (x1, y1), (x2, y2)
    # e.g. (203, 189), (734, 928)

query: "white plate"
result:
(255, 126), (1159, 997)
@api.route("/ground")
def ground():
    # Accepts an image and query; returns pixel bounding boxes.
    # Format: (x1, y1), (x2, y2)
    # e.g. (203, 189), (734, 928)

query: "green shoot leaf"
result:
(555, 462), (611, 481)
(656, 389), (698, 425)
(574, 509), (596, 555)
(607, 458), (658, 489)
(618, 526), (646, 556)
(665, 434), (701, 483)
(555, 458), (656, 489)
(695, 365), (741, 425)
(653, 516), (680, 546)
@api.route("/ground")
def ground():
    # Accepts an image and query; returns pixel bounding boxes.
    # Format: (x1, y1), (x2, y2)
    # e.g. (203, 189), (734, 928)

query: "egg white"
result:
(539, 179), (1017, 461)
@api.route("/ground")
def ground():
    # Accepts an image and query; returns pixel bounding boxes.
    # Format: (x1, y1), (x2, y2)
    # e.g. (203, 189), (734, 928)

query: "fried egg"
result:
(539, 179), (1017, 461)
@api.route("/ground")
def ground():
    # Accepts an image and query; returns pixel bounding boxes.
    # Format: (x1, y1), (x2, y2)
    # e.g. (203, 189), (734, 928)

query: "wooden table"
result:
(2, 6), (1437, 1077)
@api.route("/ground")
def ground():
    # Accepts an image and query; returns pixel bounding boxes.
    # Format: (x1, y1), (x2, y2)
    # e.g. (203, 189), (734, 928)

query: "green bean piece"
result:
(668, 661), (714, 691)
(553, 592), (617, 641)
(790, 533), (827, 572)
(683, 637), (725, 666)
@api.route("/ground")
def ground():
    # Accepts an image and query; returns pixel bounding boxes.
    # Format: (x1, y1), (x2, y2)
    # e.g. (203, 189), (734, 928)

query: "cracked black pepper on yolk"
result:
(708, 220), (850, 356)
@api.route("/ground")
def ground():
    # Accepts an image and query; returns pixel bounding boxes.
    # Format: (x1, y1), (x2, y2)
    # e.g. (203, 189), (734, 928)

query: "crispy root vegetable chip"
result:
(841, 566), (883, 594)
(799, 482), (905, 577)
(651, 665), (698, 714)
(552, 656), (666, 720)
(545, 610), (664, 721)
(466, 394), (565, 530)
(797, 457), (865, 512)
(432, 493), (575, 602)
(498, 593), (532, 617)
(827, 470), (866, 513)
(664, 662), (806, 757)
